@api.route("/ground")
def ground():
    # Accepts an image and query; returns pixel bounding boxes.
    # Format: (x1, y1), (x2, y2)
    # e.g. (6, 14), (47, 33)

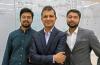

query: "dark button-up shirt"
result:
(2, 27), (36, 65)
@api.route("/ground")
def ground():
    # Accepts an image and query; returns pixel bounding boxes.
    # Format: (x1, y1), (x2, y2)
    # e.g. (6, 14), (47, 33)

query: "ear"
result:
(41, 16), (43, 20)
(55, 17), (57, 20)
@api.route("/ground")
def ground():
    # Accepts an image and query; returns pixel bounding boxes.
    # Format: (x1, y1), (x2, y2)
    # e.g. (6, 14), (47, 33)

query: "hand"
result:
(28, 57), (32, 63)
(53, 52), (66, 64)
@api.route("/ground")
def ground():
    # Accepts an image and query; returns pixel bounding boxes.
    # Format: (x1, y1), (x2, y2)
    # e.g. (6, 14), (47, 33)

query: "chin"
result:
(23, 25), (30, 28)
(45, 26), (52, 28)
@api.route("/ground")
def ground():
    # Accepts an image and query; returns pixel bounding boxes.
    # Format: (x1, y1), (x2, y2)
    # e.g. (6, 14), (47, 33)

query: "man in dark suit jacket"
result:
(29, 6), (70, 65)
(65, 9), (100, 65)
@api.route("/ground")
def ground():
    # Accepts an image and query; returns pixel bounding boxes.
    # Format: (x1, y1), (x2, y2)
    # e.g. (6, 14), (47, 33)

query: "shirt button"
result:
(19, 62), (21, 65)
(20, 54), (22, 57)
(22, 40), (24, 43)
(21, 48), (23, 50)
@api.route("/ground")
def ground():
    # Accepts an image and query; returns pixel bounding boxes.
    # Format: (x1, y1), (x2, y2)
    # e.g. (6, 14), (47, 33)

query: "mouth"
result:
(45, 21), (52, 24)
(24, 20), (29, 23)
(69, 22), (75, 25)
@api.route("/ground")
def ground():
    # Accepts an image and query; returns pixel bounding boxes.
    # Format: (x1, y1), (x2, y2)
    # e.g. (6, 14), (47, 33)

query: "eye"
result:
(49, 15), (54, 18)
(68, 16), (72, 18)
(43, 15), (48, 18)
(27, 16), (32, 19)
(74, 16), (78, 19)
(22, 16), (26, 19)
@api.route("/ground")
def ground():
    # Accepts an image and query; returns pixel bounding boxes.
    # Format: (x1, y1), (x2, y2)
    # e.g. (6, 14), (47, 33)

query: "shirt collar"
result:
(44, 26), (54, 33)
(19, 27), (32, 33)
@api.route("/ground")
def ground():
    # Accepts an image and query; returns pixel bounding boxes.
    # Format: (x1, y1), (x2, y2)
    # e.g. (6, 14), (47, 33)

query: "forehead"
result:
(42, 10), (55, 15)
(68, 12), (79, 17)
(21, 12), (32, 16)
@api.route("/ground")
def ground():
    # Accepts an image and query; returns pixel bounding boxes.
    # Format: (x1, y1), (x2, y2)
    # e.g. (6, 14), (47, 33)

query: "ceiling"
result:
(0, 0), (100, 11)
(90, 0), (100, 2)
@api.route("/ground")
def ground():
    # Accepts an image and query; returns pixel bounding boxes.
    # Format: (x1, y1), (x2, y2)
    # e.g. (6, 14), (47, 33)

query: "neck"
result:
(21, 26), (29, 33)
(69, 27), (77, 34)
(44, 27), (52, 32)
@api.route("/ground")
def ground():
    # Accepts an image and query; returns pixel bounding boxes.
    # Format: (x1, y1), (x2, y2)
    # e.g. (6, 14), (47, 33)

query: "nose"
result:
(70, 17), (74, 20)
(24, 17), (28, 20)
(47, 16), (50, 20)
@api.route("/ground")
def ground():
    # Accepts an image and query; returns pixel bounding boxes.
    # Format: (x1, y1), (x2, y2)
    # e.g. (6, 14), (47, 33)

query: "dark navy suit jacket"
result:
(29, 27), (70, 65)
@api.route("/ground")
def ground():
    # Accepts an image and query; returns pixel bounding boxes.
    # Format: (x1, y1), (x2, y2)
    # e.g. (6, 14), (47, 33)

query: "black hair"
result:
(20, 8), (34, 19)
(66, 9), (81, 18)
(41, 5), (56, 17)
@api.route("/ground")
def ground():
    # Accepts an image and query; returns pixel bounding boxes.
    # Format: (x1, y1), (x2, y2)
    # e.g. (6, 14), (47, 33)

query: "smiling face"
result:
(67, 12), (80, 28)
(41, 10), (56, 29)
(20, 12), (33, 28)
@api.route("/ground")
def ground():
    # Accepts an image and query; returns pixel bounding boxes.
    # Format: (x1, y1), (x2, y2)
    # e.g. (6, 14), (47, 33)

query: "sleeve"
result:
(55, 33), (70, 65)
(55, 33), (69, 53)
(28, 38), (53, 64)
(2, 34), (13, 65)
(89, 31), (100, 65)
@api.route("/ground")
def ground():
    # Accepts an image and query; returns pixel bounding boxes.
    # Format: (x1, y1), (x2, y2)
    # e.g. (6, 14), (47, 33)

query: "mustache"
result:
(67, 23), (79, 28)
(23, 20), (29, 23)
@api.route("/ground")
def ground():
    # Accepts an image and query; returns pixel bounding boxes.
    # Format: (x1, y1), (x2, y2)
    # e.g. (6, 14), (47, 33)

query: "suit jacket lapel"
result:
(46, 27), (58, 52)
(72, 28), (82, 52)
(39, 29), (47, 53)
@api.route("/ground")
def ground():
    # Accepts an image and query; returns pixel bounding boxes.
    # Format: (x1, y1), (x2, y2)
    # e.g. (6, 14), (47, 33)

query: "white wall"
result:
(0, 0), (16, 64)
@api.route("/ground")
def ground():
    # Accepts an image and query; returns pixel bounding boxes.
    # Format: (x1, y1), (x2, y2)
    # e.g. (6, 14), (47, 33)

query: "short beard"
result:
(67, 23), (78, 28)
(22, 24), (31, 28)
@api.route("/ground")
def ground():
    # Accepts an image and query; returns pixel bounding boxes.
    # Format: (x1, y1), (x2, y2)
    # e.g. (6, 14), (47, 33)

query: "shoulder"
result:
(30, 29), (37, 33)
(79, 27), (94, 34)
(9, 29), (19, 36)
(79, 28), (95, 38)
(8, 29), (20, 40)
(54, 27), (66, 37)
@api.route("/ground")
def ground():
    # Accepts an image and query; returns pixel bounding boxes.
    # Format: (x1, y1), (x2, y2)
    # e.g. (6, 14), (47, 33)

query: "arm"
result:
(55, 33), (70, 54)
(54, 33), (70, 64)
(89, 31), (100, 65)
(29, 39), (53, 64)
(2, 34), (12, 65)
(29, 33), (67, 64)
